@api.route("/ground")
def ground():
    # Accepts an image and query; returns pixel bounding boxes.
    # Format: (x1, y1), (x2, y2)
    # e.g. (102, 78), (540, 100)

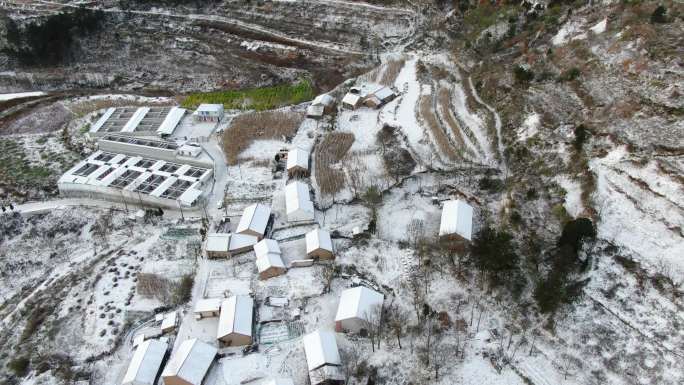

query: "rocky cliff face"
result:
(0, 0), (416, 93)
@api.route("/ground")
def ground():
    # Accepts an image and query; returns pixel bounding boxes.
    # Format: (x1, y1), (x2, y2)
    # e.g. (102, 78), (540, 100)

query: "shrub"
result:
(182, 79), (314, 111)
(7, 356), (30, 377)
(173, 274), (194, 305)
(363, 185), (383, 206)
(650, 5), (667, 23)
(557, 67), (581, 82)
(573, 124), (590, 151)
(513, 65), (534, 84)
(471, 225), (523, 289)
(479, 176), (504, 192)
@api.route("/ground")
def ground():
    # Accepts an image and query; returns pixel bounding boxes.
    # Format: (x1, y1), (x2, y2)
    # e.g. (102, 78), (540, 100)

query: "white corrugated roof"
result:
(122, 339), (168, 385)
(286, 148), (309, 171)
(285, 181), (314, 217)
(438, 200), (473, 240)
(253, 239), (281, 257)
(194, 298), (222, 314)
(162, 339), (217, 385)
(305, 229), (333, 253)
(178, 188), (203, 207)
(373, 86), (395, 101)
(264, 379), (295, 385)
(334, 286), (384, 322)
(236, 203), (271, 235)
(157, 107), (186, 136)
(206, 233), (230, 253)
(196, 104), (223, 113)
(160, 312), (177, 331)
(256, 252), (285, 273)
(303, 330), (341, 371)
(121, 107), (150, 133)
(90, 107), (116, 133)
(307, 105), (324, 117)
(342, 93), (361, 106)
(217, 296), (253, 339)
(229, 233), (258, 252)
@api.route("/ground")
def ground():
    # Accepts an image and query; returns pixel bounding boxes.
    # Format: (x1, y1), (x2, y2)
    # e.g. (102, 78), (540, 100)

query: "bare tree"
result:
(386, 305), (409, 349)
(407, 219), (425, 249)
(339, 342), (361, 380)
(431, 339), (453, 380)
(317, 264), (336, 294)
(360, 303), (383, 352)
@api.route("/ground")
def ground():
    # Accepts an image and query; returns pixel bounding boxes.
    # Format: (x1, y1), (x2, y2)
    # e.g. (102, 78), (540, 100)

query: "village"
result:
(47, 73), (478, 385)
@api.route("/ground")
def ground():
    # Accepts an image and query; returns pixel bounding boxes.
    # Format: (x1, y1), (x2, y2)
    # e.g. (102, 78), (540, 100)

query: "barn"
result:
(236, 203), (272, 239)
(217, 295), (254, 346)
(205, 233), (231, 258)
(254, 239), (286, 280)
(122, 339), (168, 385)
(286, 148), (310, 178)
(285, 181), (315, 222)
(303, 330), (345, 385)
(438, 199), (473, 242)
(305, 228), (334, 260)
(334, 286), (384, 334)
(161, 339), (217, 385)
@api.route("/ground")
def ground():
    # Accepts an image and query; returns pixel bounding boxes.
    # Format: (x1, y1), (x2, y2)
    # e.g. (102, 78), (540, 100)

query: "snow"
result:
(334, 286), (384, 322)
(0, 91), (45, 101)
(217, 295), (254, 339)
(162, 339), (218, 385)
(302, 330), (341, 371)
(552, 20), (586, 46)
(122, 339), (168, 385)
(206, 233), (230, 253)
(591, 18), (607, 34)
(518, 112), (540, 142)
(555, 175), (584, 218)
(439, 200), (474, 241)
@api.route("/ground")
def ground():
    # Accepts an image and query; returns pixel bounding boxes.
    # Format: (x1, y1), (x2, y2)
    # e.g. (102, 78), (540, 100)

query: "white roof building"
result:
(236, 203), (271, 239)
(228, 233), (259, 255)
(161, 339), (217, 385)
(122, 339), (168, 385)
(334, 286), (384, 333)
(286, 148), (309, 174)
(194, 298), (222, 318)
(303, 330), (341, 371)
(373, 86), (395, 102)
(160, 312), (177, 333)
(438, 199), (473, 241)
(341, 93), (362, 109)
(306, 104), (325, 118)
(157, 107), (186, 136)
(217, 296), (254, 345)
(285, 181), (314, 222)
(206, 233), (231, 257)
(305, 228), (334, 259)
(312, 94), (334, 107)
(254, 239), (286, 279)
(195, 104), (223, 115)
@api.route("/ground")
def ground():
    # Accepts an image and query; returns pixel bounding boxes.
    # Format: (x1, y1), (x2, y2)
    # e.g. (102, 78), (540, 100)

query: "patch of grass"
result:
(315, 132), (355, 197)
(7, 355), (30, 377)
(222, 110), (303, 165)
(557, 67), (581, 82)
(181, 79), (314, 111)
(0, 138), (60, 201)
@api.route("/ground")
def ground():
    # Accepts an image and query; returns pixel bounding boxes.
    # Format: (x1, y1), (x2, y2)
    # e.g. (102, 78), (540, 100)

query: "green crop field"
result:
(181, 79), (314, 111)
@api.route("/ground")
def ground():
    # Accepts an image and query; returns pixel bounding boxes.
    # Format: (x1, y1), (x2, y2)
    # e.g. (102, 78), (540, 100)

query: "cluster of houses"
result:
(306, 83), (397, 119)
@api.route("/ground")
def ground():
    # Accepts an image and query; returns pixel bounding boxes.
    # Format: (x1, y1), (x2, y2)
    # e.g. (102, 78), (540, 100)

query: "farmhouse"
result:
(58, 148), (213, 209)
(122, 339), (168, 385)
(303, 330), (345, 385)
(89, 106), (186, 138)
(305, 228), (334, 260)
(253, 239), (286, 280)
(161, 339), (217, 385)
(334, 286), (384, 334)
(205, 233), (231, 258)
(228, 233), (259, 256)
(286, 147), (310, 178)
(439, 199), (474, 241)
(307, 94), (334, 118)
(217, 295), (254, 346)
(285, 181), (315, 222)
(193, 104), (224, 122)
(236, 203), (272, 239)
(194, 298), (222, 319)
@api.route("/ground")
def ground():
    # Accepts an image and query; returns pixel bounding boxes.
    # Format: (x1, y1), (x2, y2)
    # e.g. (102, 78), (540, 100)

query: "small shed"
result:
(254, 239), (286, 280)
(373, 86), (396, 104)
(228, 233), (259, 256)
(236, 203), (272, 239)
(363, 95), (382, 108)
(193, 104), (224, 122)
(286, 148), (310, 178)
(285, 181), (315, 222)
(334, 286), (384, 333)
(341, 93), (362, 109)
(303, 330), (344, 385)
(122, 339), (168, 385)
(312, 93), (334, 110)
(205, 233), (231, 258)
(305, 229), (334, 260)
(194, 298), (222, 319)
(161, 339), (217, 385)
(306, 104), (325, 119)
(438, 199), (473, 241)
(217, 295), (254, 346)
(160, 312), (177, 334)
